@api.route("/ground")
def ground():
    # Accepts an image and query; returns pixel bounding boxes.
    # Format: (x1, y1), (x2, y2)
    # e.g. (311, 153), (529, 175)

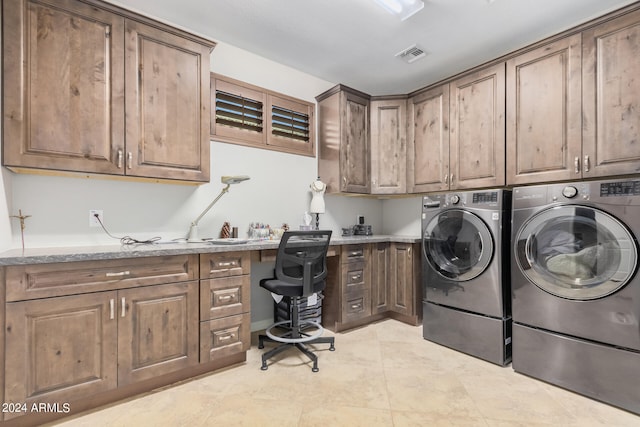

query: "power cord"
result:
(93, 213), (162, 245)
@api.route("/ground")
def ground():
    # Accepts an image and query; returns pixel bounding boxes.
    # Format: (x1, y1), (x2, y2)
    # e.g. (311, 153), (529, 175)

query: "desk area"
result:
(0, 235), (420, 426)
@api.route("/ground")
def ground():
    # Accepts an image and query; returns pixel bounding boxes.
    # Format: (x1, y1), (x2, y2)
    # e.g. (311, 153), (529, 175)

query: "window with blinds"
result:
(215, 90), (263, 133)
(271, 105), (310, 142)
(211, 74), (315, 157)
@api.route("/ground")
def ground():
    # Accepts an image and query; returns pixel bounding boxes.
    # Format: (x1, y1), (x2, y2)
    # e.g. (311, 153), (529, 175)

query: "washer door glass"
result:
(515, 205), (638, 300)
(423, 209), (493, 281)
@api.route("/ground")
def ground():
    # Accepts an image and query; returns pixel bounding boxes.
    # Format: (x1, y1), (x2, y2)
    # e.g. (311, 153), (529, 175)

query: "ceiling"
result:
(109, 0), (638, 96)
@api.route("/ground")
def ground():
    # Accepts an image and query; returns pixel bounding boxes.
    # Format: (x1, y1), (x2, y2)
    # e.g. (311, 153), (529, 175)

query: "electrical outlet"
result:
(89, 210), (104, 227)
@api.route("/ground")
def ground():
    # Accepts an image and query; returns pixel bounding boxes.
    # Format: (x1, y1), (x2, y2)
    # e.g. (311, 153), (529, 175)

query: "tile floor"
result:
(49, 319), (639, 427)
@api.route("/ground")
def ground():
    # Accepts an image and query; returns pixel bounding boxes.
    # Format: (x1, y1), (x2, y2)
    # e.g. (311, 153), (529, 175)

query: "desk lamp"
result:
(187, 175), (250, 242)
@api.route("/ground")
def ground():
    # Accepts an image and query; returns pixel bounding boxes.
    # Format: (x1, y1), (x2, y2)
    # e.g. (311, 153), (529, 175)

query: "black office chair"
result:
(258, 230), (335, 372)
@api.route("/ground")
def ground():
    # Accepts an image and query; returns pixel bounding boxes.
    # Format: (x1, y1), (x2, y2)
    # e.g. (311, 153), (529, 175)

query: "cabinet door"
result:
(407, 85), (450, 193)
(340, 91), (370, 193)
(4, 292), (118, 417)
(507, 35), (582, 185)
(389, 243), (414, 316)
(118, 281), (199, 385)
(450, 63), (506, 189)
(370, 99), (407, 194)
(371, 243), (389, 314)
(125, 20), (211, 182)
(583, 9), (640, 178)
(2, 0), (125, 174)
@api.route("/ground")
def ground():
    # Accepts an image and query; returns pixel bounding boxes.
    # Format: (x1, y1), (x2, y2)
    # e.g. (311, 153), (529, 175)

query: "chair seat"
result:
(260, 277), (325, 297)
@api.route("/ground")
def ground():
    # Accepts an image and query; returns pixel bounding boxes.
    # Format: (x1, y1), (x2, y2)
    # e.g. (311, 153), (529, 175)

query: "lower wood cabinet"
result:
(324, 242), (420, 332)
(199, 252), (251, 363)
(4, 292), (118, 418)
(3, 281), (199, 419)
(388, 243), (421, 318)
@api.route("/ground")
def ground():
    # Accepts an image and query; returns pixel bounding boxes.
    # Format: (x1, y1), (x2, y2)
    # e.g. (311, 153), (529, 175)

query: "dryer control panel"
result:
(600, 180), (640, 197)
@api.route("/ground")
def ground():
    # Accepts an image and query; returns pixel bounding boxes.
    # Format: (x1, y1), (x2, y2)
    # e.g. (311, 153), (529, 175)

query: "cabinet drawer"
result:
(200, 276), (250, 321)
(342, 290), (371, 323)
(341, 261), (367, 293)
(200, 313), (250, 362)
(341, 245), (366, 262)
(5, 255), (198, 302)
(200, 252), (251, 278)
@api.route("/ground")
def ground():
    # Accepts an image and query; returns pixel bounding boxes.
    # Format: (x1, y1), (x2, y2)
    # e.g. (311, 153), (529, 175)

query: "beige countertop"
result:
(0, 235), (421, 266)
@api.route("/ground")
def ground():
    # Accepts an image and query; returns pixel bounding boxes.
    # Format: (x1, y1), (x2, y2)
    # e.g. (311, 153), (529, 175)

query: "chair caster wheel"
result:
(329, 345), (335, 351)
(312, 367), (319, 372)
(261, 365), (268, 371)
(258, 344), (264, 349)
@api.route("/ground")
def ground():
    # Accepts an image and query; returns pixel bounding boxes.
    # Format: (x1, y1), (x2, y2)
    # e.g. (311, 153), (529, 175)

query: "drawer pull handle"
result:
(121, 297), (126, 318)
(218, 261), (236, 267)
(110, 299), (115, 320)
(575, 156), (580, 174)
(351, 274), (362, 280)
(127, 152), (133, 169)
(117, 149), (123, 168)
(218, 295), (233, 301)
(219, 333), (235, 341)
(106, 271), (130, 277)
(351, 304), (361, 309)
(349, 251), (362, 257)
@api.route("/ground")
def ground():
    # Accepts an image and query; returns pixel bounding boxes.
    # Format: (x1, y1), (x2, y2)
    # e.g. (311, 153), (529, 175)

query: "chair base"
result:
(258, 320), (335, 372)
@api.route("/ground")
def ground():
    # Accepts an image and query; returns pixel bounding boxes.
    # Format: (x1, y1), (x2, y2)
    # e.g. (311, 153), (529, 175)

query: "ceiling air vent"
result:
(395, 44), (427, 64)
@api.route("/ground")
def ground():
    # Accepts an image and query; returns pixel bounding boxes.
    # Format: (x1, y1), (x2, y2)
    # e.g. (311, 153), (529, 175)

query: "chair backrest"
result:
(274, 230), (332, 296)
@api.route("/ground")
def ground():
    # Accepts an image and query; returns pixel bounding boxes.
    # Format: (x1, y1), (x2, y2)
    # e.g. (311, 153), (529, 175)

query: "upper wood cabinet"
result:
(506, 34), (582, 185)
(124, 20), (212, 182)
(370, 98), (407, 194)
(317, 85), (370, 193)
(2, 0), (214, 183)
(582, 8), (640, 179)
(407, 85), (450, 193)
(508, 9), (640, 184)
(408, 63), (505, 193)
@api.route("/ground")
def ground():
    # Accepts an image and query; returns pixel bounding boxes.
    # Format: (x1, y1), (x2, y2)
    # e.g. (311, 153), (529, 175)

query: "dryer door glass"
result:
(423, 209), (494, 281)
(515, 205), (637, 300)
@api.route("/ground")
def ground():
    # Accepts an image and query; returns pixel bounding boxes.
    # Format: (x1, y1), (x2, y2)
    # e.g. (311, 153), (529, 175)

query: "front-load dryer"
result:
(422, 189), (512, 365)
(511, 178), (640, 415)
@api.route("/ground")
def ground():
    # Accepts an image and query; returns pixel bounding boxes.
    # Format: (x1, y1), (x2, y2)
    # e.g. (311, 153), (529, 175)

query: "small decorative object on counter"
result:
(10, 209), (31, 252)
(232, 227), (239, 239)
(282, 223), (289, 232)
(248, 222), (271, 240)
(220, 221), (231, 239)
(309, 177), (326, 230)
(300, 212), (313, 231)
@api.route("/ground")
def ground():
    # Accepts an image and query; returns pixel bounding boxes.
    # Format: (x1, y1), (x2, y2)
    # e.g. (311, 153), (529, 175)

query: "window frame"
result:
(211, 74), (316, 157)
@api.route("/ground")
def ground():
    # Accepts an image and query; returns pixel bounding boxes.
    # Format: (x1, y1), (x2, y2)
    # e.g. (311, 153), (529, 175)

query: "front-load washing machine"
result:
(511, 178), (640, 415)
(422, 189), (512, 365)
